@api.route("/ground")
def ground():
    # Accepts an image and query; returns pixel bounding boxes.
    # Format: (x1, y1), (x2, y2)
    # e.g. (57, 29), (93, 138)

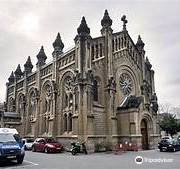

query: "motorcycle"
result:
(71, 142), (87, 155)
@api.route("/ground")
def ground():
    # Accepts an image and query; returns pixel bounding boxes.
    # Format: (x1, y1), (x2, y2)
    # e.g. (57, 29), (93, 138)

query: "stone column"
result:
(74, 17), (94, 143)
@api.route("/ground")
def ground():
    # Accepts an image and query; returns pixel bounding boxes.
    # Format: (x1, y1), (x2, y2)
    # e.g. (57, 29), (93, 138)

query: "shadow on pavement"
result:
(0, 160), (20, 167)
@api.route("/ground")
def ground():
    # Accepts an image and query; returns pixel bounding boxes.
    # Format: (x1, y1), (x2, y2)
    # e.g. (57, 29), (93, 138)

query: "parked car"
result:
(22, 138), (34, 150)
(0, 128), (25, 164)
(32, 138), (63, 153)
(158, 138), (180, 152)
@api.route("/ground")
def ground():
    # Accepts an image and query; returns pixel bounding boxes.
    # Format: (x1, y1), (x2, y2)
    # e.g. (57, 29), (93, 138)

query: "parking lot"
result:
(1, 149), (180, 169)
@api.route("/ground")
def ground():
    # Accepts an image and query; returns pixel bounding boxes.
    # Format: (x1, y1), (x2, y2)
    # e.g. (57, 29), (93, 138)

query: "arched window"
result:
(63, 76), (73, 109)
(8, 97), (15, 112)
(17, 94), (25, 119)
(93, 79), (98, 102)
(29, 91), (36, 118)
(61, 74), (74, 134)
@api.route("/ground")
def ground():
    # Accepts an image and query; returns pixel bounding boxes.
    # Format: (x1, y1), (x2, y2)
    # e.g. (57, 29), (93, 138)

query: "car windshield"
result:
(27, 139), (34, 143)
(162, 139), (176, 144)
(46, 138), (57, 143)
(0, 133), (17, 143)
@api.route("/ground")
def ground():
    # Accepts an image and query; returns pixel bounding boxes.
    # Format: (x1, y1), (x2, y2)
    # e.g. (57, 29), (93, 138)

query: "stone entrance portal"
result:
(141, 119), (149, 150)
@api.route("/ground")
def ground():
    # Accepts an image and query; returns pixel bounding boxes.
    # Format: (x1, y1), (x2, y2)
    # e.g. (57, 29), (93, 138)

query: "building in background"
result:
(0, 102), (4, 127)
(4, 10), (159, 150)
(0, 102), (21, 128)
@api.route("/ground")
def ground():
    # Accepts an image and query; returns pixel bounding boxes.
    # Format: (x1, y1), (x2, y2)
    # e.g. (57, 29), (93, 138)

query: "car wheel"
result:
(160, 148), (163, 152)
(24, 145), (27, 151)
(44, 147), (49, 153)
(71, 149), (77, 155)
(32, 146), (36, 152)
(17, 156), (24, 164)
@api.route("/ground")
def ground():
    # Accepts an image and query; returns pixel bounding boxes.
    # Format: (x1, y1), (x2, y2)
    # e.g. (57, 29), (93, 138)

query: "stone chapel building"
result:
(5, 10), (159, 150)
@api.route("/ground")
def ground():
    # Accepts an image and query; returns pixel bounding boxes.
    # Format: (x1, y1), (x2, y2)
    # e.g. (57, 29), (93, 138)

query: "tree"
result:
(159, 113), (179, 136)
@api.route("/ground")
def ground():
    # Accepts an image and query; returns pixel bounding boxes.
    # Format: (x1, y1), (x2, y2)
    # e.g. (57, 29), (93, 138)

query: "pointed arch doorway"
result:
(141, 119), (149, 150)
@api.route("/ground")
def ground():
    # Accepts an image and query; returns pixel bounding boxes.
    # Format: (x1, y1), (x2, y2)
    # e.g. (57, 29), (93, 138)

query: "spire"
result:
(36, 46), (47, 66)
(53, 32), (64, 54)
(77, 16), (90, 35)
(145, 57), (152, 70)
(136, 35), (145, 55)
(101, 9), (112, 28)
(136, 35), (145, 48)
(8, 71), (15, 84)
(24, 56), (33, 73)
(14, 64), (23, 80)
(121, 15), (128, 31)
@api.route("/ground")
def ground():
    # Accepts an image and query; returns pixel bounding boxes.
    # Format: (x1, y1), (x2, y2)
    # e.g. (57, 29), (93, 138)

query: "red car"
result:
(32, 138), (63, 153)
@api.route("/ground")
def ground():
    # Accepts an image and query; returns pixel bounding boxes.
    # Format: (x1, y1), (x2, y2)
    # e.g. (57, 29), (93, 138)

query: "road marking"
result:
(24, 160), (39, 166)
(3, 160), (39, 169)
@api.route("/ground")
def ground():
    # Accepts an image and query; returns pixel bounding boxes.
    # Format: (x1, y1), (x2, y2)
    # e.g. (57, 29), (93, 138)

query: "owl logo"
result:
(135, 156), (143, 164)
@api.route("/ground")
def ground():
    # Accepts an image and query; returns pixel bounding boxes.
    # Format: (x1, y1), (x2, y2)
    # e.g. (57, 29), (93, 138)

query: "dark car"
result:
(158, 138), (180, 152)
(0, 128), (25, 164)
(32, 138), (63, 153)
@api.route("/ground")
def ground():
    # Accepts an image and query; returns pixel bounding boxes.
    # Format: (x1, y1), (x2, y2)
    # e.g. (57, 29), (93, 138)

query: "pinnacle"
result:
(101, 9), (112, 27)
(53, 32), (64, 51)
(77, 16), (90, 35)
(15, 64), (23, 76)
(136, 35), (145, 47)
(37, 46), (47, 60)
(24, 56), (33, 70)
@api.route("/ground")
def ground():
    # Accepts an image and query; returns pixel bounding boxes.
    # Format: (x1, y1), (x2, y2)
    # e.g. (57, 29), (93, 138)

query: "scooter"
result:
(71, 142), (88, 155)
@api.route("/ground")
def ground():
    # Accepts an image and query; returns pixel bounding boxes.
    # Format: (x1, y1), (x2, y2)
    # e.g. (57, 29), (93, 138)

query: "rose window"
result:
(119, 73), (133, 95)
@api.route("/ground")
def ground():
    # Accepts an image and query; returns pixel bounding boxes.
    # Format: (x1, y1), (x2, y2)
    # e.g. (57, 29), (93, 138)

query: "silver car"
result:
(22, 138), (34, 150)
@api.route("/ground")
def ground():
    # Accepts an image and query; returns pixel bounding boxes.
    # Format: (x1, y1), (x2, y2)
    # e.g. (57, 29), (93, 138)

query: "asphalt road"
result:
(0, 149), (180, 169)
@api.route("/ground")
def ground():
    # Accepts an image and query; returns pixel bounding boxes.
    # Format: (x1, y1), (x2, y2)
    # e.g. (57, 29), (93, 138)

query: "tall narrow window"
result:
(100, 43), (102, 57)
(95, 44), (98, 58)
(91, 45), (94, 60)
(124, 36), (127, 47)
(69, 113), (72, 132)
(118, 37), (121, 49)
(112, 40), (114, 52)
(69, 93), (73, 108)
(115, 38), (118, 51)
(64, 113), (67, 132)
(121, 37), (124, 48)
(65, 94), (68, 108)
(93, 80), (98, 102)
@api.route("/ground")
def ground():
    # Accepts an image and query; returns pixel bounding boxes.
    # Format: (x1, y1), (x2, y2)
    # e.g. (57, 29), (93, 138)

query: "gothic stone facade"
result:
(5, 10), (159, 150)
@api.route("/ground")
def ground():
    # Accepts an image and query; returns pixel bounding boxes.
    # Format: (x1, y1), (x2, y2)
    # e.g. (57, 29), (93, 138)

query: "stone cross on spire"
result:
(121, 15), (128, 31)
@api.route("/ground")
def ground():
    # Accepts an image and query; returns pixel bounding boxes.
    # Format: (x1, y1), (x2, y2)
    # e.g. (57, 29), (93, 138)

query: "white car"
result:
(22, 138), (34, 150)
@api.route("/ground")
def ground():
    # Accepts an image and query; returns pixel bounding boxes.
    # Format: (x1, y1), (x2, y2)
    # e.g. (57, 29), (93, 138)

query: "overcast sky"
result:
(0, 0), (180, 107)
